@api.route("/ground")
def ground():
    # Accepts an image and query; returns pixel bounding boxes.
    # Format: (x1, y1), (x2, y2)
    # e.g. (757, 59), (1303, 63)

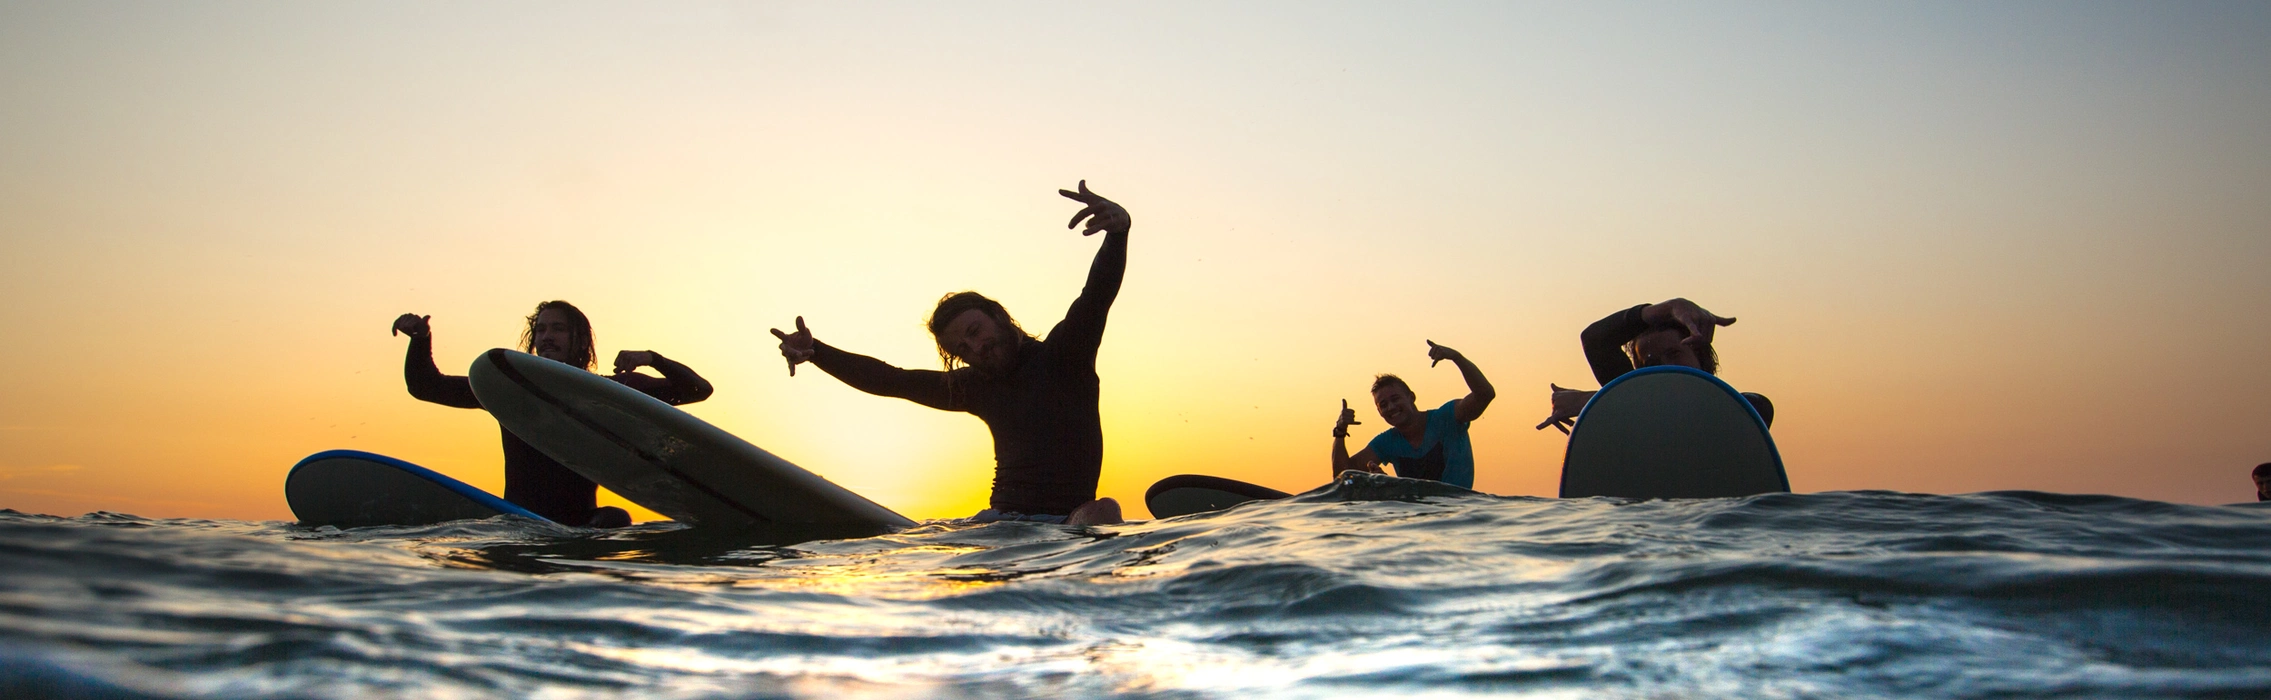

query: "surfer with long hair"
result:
(771, 182), (1130, 526)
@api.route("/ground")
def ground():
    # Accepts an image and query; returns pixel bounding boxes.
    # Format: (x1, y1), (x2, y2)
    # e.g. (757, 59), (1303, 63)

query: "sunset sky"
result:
(3, 1), (2267, 522)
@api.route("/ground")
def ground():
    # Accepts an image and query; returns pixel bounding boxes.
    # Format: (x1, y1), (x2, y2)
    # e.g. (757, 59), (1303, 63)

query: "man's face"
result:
(530, 307), (583, 365)
(941, 309), (1015, 374)
(1632, 327), (1704, 370)
(1372, 385), (1420, 429)
(2256, 473), (2270, 502)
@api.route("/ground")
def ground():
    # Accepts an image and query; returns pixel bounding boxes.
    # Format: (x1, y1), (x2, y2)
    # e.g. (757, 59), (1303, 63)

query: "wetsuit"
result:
(807, 228), (1127, 517)
(1364, 399), (1476, 488)
(403, 336), (713, 524)
(1582, 304), (1774, 426)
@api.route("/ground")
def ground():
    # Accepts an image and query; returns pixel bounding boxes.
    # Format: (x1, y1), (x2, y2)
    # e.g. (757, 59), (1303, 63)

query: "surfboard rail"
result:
(1559, 365), (1789, 499)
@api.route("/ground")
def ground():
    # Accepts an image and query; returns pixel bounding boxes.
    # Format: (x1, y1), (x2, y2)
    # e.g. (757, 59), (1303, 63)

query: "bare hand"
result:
(392, 313), (431, 338)
(769, 316), (814, 376)
(1535, 383), (1593, 434)
(1643, 298), (1736, 351)
(1334, 399), (1363, 438)
(1058, 180), (1130, 236)
(612, 350), (657, 375)
(1425, 339), (1462, 368)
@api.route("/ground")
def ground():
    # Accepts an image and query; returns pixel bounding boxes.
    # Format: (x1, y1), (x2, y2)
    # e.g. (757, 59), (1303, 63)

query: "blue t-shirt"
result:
(1363, 399), (1474, 488)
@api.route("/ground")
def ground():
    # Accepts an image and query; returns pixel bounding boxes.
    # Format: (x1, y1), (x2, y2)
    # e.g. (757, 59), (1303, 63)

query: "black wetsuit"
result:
(808, 229), (1127, 517)
(1582, 304), (1775, 426)
(403, 337), (713, 524)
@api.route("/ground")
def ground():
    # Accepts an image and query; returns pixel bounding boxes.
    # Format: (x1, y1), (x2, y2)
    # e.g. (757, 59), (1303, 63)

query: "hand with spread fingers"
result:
(1536, 383), (1593, 434)
(392, 313), (431, 339)
(1334, 399), (1363, 438)
(1641, 298), (1736, 351)
(770, 316), (815, 376)
(1058, 180), (1130, 237)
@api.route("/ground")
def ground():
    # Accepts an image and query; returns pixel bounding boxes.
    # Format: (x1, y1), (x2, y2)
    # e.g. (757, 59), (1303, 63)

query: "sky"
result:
(2, 1), (2267, 522)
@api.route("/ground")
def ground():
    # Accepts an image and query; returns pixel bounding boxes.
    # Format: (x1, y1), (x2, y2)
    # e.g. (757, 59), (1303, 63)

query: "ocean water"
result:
(4, 473), (2269, 699)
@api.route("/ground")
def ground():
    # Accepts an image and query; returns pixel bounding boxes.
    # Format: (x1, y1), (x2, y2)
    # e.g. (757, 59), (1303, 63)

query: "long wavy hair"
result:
(521, 300), (596, 370)
(925, 291), (1033, 373)
(1624, 331), (1719, 375)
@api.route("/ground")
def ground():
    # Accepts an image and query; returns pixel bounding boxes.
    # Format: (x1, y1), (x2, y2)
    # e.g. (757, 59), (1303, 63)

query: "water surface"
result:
(5, 474), (2269, 698)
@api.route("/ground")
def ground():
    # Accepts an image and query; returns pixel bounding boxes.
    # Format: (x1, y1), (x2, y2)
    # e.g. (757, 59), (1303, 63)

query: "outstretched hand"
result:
(1535, 383), (1591, 435)
(769, 316), (815, 376)
(1334, 399), (1363, 438)
(1645, 298), (1736, 351)
(1425, 339), (1463, 367)
(392, 313), (431, 339)
(1058, 180), (1130, 236)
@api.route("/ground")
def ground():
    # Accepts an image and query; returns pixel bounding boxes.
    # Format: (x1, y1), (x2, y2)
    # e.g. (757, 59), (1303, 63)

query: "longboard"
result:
(1560, 365), (1788, 499)
(285, 449), (546, 527)
(467, 348), (915, 534)
(1145, 474), (1291, 518)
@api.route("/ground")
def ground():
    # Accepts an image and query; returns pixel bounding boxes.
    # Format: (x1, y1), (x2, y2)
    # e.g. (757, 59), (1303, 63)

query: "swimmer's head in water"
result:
(522, 300), (595, 370)
(1627, 326), (1719, 375)
(928, 291), (1032, 374)
(1370, 374), (1421, 429)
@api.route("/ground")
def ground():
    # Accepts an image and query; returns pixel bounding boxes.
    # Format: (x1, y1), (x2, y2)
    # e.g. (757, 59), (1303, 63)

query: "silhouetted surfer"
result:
(771, 182), (1131, 526)
(392, 301), (713, 527)
(1536, 298), (1772, 433)
(1331, 342), (1497, 488)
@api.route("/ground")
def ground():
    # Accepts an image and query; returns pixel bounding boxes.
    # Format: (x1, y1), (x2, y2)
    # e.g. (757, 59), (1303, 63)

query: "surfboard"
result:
(466, 348), (915, 534)
(1560, 365), (1788, 499)
(285, 449), (546, 528)
(1144, 474), (1292, 518)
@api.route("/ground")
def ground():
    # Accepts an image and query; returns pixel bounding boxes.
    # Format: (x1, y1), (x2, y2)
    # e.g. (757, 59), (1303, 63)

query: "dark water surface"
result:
(5, 474), (2270, 699)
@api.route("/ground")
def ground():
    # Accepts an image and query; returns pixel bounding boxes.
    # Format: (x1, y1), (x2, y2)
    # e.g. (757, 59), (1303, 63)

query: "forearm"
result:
(1452, 355), (1495, 404)
(1332, 437), (1352, 477)
(403, 335), (480, 408)
(1582, 304), (1649, 385)
(1058, 230), (1128, 343)
(644, 352), (714, 404)
(809, 341), (952, 409)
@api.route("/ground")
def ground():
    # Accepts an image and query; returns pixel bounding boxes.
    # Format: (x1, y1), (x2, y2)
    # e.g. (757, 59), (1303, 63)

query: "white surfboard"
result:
(1560, 365), (1788, 499)
(285, 450), (546, 527)
(466, 348), (915, 534)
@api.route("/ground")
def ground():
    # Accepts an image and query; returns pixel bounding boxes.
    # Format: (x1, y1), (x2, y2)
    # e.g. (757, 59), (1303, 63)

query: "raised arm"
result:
(1331, 399), (1384, 479)
(610, 350), (714, 405)
(1046, 181), (1130, 359)
(1581, 304), (1651, 385)
(1427, 341), (1495, 423)
(395, 313), (481, 409)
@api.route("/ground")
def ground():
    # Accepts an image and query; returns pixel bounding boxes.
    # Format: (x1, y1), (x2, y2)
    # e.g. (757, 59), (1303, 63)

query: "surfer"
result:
(391, 301), (714, 527)
(770, 181), (1130, 526)
(1535, 298), (1771, 434)
(1330, 341), (1497, 488)
(2255, 464), (2270, 502)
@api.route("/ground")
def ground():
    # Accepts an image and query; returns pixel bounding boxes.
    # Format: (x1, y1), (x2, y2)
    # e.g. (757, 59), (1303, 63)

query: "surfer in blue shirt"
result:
(392, 301), (714, 527)
(1536, 298), (1770, 433)
(1331, 341), (1496, 488)
(771, 182), (1130, 526)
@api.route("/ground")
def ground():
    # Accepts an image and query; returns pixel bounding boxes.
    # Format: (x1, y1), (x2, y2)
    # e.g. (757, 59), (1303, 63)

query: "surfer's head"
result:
(928, 291), (1031, 375)
(1370, 374), (1421, 429)
(522, 300), (595, 370)
(1627, 326), (1718, 375)
(2255, 463), (2271, 502)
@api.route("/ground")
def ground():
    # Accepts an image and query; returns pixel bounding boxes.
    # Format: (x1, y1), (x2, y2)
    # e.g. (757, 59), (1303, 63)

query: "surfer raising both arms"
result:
(392, 301), (714, 527)
(771, 181), (1131, 526)
(1536, 298), (1772, 434)
(1331, 341), (1497, 488)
